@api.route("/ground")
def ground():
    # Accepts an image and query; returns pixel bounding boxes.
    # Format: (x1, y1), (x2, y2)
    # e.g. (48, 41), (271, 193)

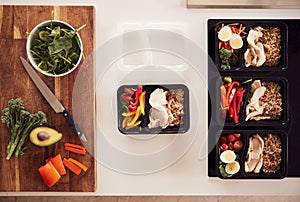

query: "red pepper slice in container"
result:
(225, 81), (240, 106)
(232, 93), (239, 124)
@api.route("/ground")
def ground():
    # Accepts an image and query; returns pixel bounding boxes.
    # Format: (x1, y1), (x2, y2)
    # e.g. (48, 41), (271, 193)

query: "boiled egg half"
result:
(218, 26), (232, 42)
(230, 34), (243, 49)
(220, 150), (236, 164)
(225, 161), (240, 175)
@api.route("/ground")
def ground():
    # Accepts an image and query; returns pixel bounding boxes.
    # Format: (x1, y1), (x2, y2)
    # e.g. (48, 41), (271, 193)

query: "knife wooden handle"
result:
(63, 109), (87, 142)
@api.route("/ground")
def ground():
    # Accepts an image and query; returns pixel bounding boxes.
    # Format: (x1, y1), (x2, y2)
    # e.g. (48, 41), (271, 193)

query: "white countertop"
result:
(1, 0), (300, 196)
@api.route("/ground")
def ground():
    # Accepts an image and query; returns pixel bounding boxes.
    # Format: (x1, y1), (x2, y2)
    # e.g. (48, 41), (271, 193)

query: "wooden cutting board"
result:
(0, 5), (96, 192)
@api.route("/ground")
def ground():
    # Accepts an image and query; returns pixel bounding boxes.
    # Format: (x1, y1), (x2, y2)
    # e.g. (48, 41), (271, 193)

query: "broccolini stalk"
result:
(1, 98), (47, 160)
(14, 112), (47, 157)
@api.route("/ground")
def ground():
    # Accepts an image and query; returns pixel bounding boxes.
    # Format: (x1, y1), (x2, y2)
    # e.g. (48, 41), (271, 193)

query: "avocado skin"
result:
(29, 127), (62, 146)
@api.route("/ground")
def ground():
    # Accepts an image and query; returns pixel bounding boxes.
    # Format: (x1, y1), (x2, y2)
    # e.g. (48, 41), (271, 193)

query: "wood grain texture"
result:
(0, 5), (95, 192)
(1, 196), (300, 202)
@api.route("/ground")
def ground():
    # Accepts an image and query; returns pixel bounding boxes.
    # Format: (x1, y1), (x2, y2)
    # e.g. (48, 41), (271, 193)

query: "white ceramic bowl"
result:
(26, 20), (83, 77)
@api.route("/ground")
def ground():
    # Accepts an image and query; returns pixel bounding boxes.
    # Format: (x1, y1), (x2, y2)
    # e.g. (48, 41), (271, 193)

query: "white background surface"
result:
(1, 0), (300, 196)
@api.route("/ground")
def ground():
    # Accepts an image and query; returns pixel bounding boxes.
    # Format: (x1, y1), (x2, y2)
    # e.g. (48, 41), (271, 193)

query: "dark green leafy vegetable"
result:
(219, 47), (237, 70)
(1, 98), (47, 159)
(30, 22), (82, 75)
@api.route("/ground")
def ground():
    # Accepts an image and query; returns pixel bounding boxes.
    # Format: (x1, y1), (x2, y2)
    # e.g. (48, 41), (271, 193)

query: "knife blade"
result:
(20, 56), (87, 143)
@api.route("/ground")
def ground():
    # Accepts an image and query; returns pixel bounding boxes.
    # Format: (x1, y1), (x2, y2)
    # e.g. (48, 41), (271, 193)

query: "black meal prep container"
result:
(215, 21), (288, 72)
(216, 130), (287, 179)
(215, 76), (289, 127)
(208, 19), (292, 179)
(117, 84), (190, 135)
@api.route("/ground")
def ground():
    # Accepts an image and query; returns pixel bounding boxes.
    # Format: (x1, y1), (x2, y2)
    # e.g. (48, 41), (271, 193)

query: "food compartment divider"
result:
(117, 84), (190, 135)
(214, 20), (288, 72)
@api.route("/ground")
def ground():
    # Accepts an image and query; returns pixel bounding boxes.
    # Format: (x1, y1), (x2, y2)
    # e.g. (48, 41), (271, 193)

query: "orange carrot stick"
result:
(64, 146), (86, 155)
(64, 143), (86, 150)
(63, 158), (82, 175)
(68, 158), (88, 172)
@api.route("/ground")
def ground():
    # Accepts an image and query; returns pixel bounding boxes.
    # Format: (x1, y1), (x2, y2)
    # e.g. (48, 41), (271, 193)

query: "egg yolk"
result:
(225, 151), (235, 161)
(228, 162), (239, 171)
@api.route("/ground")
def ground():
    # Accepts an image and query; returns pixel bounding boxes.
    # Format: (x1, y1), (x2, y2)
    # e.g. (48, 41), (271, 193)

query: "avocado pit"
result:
(37, 131), (50, 141)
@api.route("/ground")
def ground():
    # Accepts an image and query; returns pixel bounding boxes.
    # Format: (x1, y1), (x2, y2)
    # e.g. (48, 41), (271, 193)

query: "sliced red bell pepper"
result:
(38, 161), (61, 187)
(46, 154), (66, 176)
(124, 88), (134, 95)
(128, 105), (137, 112)
(232, 93), (239, 124)
(225, 81), (240, 106)
(121, 94), (130, 104)
(228, 87), (237, 105)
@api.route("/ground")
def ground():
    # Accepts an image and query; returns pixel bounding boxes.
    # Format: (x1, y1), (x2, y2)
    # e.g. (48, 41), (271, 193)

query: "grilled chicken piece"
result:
(245, 134), (264, 173)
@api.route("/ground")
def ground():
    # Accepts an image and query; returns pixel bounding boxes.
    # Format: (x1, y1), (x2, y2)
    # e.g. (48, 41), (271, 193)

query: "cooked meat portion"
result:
(244, 28), (266, 67)
(245, 134), (264, 173)
(148, 88), (184, 129)
(148, 106), (173, 129)
(245, 80), (282, 121)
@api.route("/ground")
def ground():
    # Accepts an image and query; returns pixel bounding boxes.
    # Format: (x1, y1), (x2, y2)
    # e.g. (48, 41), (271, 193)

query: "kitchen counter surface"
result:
(1, 0), (300, 196)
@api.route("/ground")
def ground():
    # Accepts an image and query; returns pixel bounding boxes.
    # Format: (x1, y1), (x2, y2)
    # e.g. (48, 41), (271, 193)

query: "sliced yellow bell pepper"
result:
(125, 121), (142, 129)
(127, 106), (141, 126)
(122, 116), (132, 128)
(122, 111), (136, 117)
(139, 91), (146, 115)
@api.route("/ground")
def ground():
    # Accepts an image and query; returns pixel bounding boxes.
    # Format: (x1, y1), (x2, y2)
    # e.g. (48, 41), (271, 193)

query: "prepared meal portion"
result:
(217, 23), (246, 70)
(148, 88), (184, 129)
(245, 134), (282, 174)
(120, 85), (146, 130)
(219, 76), (247, 124)
(118, 84), (189, 134)
(244, 26), (282, 68)
(218, 133), (243, 178)
(245, 80), (282, 121)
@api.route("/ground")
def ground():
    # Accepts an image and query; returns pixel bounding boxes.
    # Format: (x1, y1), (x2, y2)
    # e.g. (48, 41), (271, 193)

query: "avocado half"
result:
(29, 127), (63, 146)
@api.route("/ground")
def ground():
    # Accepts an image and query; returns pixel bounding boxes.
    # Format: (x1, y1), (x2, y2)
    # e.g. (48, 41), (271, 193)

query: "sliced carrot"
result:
(64, 143), (86, 150)
(65, 146), (86, 155)
(46, 154), (66, 176)
(63, 158), (82, 175)
(64, 142), (86, 154)
(68, 158), (88, 172)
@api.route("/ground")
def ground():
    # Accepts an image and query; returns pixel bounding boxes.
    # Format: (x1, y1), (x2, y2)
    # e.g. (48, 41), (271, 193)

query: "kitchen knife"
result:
(20, 56), (87, 143)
